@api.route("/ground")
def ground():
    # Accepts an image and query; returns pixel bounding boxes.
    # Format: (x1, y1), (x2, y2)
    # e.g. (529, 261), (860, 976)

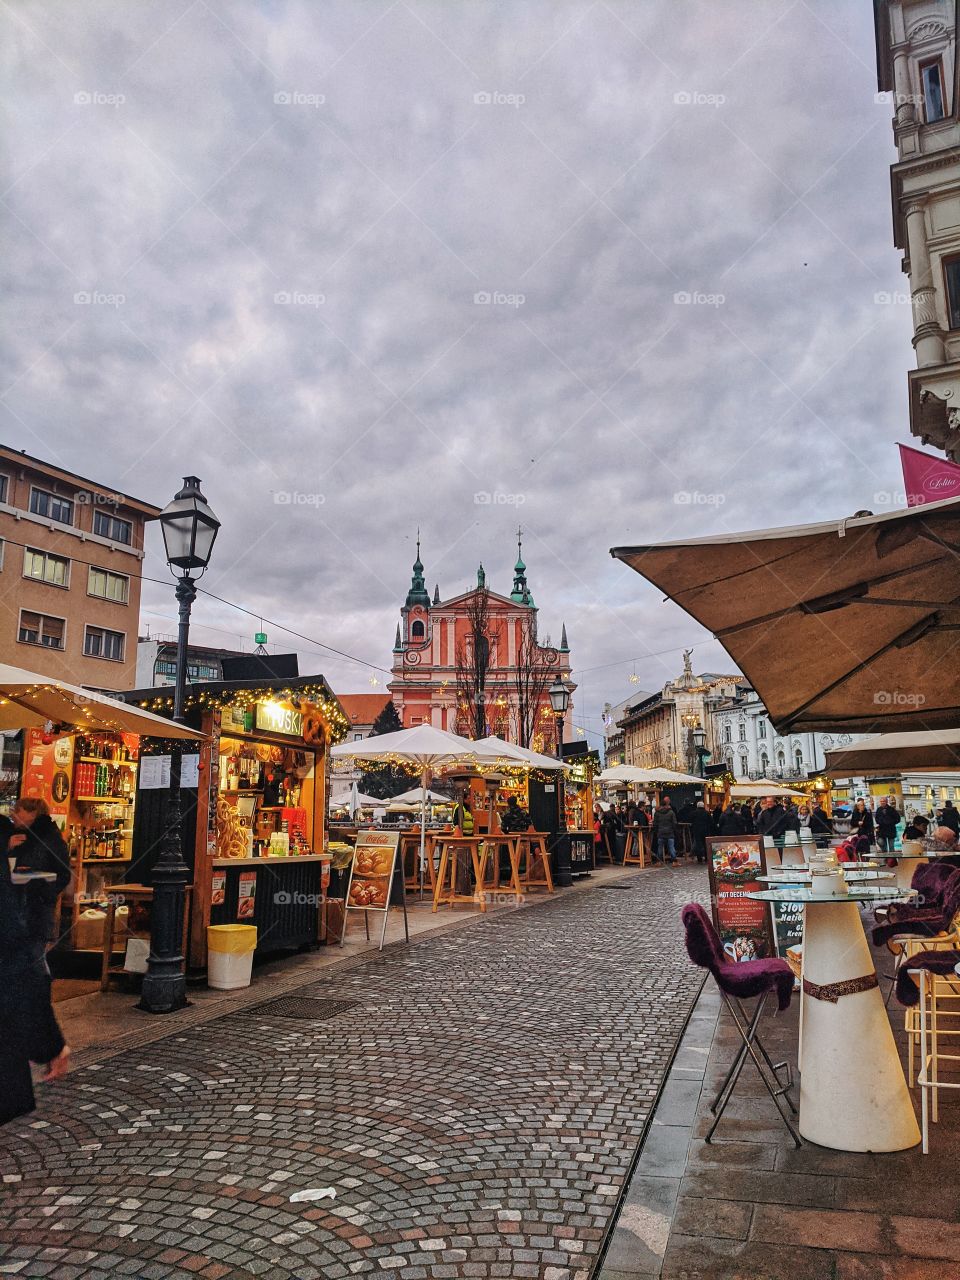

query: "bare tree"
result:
(513, 613), (558, 748)
(454, 587), (501, 739)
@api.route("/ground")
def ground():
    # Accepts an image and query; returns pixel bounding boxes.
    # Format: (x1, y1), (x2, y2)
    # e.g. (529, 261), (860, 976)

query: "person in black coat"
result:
(690, 801), (714, 863)
(0, 798), (72, 1126)
(810, 802), (833, 848)
(938, 800), (960, 836)
(756, 798), (799, 842)
(848, 800), (875, 846)
(739, 803), (756, 834)
(718, 805), (747, 836)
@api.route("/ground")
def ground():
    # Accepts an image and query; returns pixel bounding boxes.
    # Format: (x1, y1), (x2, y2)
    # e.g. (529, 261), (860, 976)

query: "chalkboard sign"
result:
(705, 835), (775, 961)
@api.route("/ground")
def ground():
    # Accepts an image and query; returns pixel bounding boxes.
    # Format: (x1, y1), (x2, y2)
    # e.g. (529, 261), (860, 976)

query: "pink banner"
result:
(899, 443), (960, 507)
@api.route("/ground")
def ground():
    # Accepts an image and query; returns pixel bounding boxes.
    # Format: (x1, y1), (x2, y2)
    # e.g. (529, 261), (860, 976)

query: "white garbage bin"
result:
(207, 924), (257, 990)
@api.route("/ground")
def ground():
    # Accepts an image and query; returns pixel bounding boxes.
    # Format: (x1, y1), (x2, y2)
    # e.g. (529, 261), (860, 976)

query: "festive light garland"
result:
(129, 684), (350, 743)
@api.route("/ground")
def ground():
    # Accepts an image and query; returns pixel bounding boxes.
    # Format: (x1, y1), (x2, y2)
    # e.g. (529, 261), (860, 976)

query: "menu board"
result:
(706, 835), (775, 962)
(237, 870), (257, 920)
(344, 830), (400, 912)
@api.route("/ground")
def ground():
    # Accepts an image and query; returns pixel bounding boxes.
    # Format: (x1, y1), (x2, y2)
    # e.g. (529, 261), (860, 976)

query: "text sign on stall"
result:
(256, 702), (303, 737)
(341, 830), (403, 951)
(705, 835), (776, 962)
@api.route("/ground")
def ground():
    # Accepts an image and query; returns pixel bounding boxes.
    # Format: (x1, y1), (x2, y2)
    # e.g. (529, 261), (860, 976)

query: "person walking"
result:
(849, 799), (875, 849)
(875, 796), (901, 853)
(0, 798), (72, 1126)
(718, 804), (747, 836)
(650, 795), (679, 865)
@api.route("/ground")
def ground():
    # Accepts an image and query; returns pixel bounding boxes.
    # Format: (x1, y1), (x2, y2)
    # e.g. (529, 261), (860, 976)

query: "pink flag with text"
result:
(899, 443), (960, 507)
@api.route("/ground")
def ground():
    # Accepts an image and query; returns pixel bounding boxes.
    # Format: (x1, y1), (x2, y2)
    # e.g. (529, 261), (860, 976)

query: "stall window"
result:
(30, 487), (73, 525)
(93, 511), (132, 544)
(921, 58), (946, 122)
(18, 610), (65, 649)
(84, 625), (125, 662)
(88, 566), (130, 603)
(23, 547), (70, 587)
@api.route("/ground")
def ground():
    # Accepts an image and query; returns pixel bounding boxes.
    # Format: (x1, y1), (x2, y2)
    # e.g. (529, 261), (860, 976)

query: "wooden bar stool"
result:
(400, 831), (436, 892)
(516, 832), (554, 893)
(432, 835), (488, 912)
(482, 834), (524, 902)
(623, 825), (648, 867)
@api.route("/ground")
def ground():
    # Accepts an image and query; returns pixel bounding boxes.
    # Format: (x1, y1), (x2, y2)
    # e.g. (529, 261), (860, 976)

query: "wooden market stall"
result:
(125, 675), (348, 969)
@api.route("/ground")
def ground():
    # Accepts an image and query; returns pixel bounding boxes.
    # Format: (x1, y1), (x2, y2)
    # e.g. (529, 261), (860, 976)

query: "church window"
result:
(411, 620), (425, 640)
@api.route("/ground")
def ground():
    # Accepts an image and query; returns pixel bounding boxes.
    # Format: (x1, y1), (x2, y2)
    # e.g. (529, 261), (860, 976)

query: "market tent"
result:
(648, 767), (707, 785)
(728, 782), (807, 798)
(472, 735), (571, 772)
(611, 496), (960, 734)
(597, 765), (660, 784)
(330, 726), (504, 894)
(0, 662), (202, 738)
(825, 729), (960, 774)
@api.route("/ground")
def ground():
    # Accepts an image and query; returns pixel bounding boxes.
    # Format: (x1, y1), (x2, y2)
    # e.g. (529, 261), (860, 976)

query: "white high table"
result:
(748, 885), (921, 1152)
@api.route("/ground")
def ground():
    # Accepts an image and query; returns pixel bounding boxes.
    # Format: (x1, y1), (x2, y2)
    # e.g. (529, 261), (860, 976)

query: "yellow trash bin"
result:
(207, 924), (258, 990)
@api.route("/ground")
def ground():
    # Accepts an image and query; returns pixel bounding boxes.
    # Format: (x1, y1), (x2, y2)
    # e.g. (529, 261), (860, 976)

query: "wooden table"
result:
(515, 832), (554, 893)
(432, 836), (491, 911)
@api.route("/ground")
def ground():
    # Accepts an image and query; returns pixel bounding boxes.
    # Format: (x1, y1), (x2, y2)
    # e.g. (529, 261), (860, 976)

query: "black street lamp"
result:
(693, 725), (709, 778)
(548, 677), (572, 887)
(140, 477), (220, 1014)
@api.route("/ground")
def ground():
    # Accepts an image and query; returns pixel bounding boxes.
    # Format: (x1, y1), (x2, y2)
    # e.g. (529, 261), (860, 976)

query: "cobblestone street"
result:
(0, 869), (704, 1279)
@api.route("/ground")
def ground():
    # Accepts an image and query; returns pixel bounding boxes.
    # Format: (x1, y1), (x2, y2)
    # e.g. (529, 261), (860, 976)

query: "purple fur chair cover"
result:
(682, 903), (794, 1012)
(873, 867), (960, 947)
(894, 949), (960, 1007)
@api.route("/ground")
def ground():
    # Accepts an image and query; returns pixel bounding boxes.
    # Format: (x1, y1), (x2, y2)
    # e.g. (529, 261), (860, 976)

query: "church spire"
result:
(433, 583), (440, 605)
(393, 623), (402, 651)
(511, 526), (534, 605)
(405, 530), (430, 608)
(560, 623), (569, 652)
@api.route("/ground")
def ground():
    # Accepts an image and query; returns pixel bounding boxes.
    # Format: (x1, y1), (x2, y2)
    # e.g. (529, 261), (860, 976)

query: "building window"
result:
(29, 487), (73, 525)
(944, 256), (960, 330)
(88, 566), (130, 603)
(739, 754), (748, 776)
(758, 719), (766, 738)
(724, 724), (732, 744)
(18, 610), (65, 650)
(0, 474), (8, 504)
(23, 546), (70, 587)
(93, 510), (132, 544)
(738, 723), (746, 742)
(83, 626), (125, 662)
(760, 753), (769, 774)
(795, 748), (803, 771)
(411, 620), (425, 640)
(921, 59), (945, 122)
(354, 732), (365, 741)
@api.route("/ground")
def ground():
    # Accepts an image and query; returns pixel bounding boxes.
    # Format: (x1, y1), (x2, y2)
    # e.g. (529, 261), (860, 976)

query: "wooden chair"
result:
(623, 825), (648, 867)
(481, 834), (524, 903)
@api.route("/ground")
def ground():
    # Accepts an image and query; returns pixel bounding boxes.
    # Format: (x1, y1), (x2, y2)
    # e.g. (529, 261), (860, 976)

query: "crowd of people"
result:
(592, 791), (960, 866)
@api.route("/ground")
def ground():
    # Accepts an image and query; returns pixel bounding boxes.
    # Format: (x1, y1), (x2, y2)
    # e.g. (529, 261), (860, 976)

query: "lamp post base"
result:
(138, 970), (188, 1015)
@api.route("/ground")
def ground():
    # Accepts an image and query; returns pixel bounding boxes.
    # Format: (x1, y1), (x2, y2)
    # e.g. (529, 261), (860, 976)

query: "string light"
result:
(130, 682), (350, 743)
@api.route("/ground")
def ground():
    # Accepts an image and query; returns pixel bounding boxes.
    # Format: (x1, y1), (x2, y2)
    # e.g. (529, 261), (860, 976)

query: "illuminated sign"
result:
(255, 701), (303, 737)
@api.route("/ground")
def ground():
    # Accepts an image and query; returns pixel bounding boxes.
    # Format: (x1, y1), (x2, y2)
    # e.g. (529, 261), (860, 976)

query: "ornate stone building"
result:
(876, 0), (960, 458)
(710, 685), (858, 781)
(618, 655), (741, 775)
(388, 539), (574, 751)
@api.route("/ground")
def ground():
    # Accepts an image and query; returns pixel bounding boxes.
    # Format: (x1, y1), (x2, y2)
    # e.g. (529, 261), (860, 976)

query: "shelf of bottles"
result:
(69, 733), (138, 865)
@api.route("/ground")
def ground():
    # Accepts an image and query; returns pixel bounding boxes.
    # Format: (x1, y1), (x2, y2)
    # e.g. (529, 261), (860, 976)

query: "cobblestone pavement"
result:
(0, 868), (704, 1280)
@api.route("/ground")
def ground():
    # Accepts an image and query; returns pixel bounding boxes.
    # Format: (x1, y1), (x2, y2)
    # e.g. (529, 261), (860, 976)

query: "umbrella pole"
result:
(419, 767), (429, 902)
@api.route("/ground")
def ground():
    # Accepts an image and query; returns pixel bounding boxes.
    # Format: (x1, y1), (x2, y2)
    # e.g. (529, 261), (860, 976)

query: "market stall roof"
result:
(598, 765), (702, 785)
(648, 767), (708, 784)
(124, 673), (348, 740)
(471, 735), (571, 772)
(0, 663), (202, 738)
(824, 729), (960, 774)
(611, 496), (960, 734)
(728, 781), (808, 798)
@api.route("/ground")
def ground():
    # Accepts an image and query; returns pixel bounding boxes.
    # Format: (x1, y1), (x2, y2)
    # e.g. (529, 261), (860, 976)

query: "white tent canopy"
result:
(471, 735), (570, 772)
(0, 662), (201, 738)
(390, 786), (455, 806)
(825, 729), (960, 774)
(728, 781), (807, 798)
(598, 765), (703, 785)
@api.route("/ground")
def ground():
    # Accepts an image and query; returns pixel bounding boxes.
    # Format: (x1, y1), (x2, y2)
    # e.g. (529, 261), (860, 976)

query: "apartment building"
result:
(0, 445), (160, 689)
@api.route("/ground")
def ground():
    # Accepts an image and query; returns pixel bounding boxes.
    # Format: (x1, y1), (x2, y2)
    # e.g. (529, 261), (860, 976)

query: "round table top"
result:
(746, 885), (912, 904)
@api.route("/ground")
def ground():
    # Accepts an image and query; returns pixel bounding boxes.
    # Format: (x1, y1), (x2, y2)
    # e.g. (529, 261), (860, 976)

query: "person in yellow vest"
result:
(454, 794), (474, 835)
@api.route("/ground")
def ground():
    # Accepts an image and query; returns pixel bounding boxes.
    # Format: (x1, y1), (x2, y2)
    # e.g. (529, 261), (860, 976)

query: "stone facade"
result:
(618, 657), (741, 775)
(876, 0), (960, 458)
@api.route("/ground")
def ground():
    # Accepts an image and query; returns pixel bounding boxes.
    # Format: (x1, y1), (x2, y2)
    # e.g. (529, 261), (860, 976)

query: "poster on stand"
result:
(770, 896), (804, 984)
(705, 835), (775, 961)
(341, 830), (405, 950)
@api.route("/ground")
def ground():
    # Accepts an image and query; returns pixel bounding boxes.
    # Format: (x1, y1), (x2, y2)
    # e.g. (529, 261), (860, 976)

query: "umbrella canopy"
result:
(728, 782), (807, 798)
(330, 724), (503, 769)
(0, 662), (201, 738)
(611, 497), (960, 734)
(390, 786), (454, 805)
(825, 729), (960, 774)
(648, 767), (707, 785)
(597, 765), (701, 785)
(472, 735), (570, 772)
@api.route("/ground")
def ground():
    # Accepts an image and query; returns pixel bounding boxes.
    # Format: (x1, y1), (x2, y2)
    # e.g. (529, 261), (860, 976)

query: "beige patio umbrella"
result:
(611, 496), (960, 734)
(824, 729), (960, 774)
(0, 663), (201, 738)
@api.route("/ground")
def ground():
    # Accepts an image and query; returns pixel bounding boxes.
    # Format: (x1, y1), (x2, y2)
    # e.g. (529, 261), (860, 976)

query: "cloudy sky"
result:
(3, 0), (914, 746)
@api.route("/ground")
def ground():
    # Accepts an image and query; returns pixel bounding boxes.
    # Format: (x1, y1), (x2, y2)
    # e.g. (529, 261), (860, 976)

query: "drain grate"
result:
(241, 996), (362, 1022)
